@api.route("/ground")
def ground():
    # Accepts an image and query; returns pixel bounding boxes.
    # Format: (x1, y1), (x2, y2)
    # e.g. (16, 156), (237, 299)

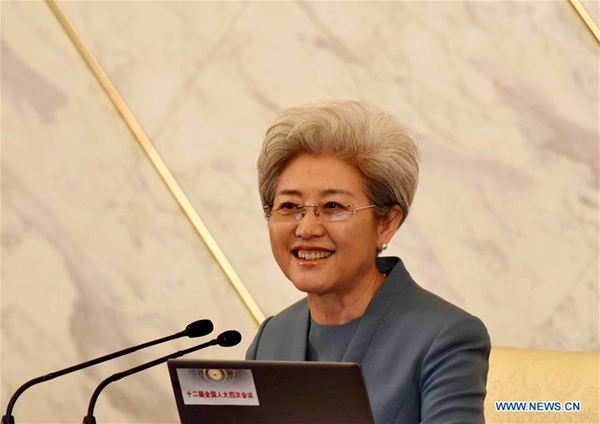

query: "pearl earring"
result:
(377, 243), (388, 254)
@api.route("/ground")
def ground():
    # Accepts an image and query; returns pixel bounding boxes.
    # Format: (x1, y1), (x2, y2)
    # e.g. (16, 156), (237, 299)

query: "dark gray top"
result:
(307, 316), (361, 362)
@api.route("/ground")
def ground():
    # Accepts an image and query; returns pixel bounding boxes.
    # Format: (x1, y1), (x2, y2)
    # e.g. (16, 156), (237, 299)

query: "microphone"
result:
(1, 320), (213, 424)
(82, 330), (242, 424)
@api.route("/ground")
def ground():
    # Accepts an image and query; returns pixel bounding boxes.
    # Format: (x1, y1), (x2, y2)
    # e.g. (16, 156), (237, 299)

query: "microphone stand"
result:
(2, 320), (213, 424)
(82, 331), (241, 424)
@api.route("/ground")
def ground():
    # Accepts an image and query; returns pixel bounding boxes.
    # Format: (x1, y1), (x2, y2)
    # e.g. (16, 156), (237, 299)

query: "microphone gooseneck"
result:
(83, 330), (242, 424)
(2, 320), (213, 424)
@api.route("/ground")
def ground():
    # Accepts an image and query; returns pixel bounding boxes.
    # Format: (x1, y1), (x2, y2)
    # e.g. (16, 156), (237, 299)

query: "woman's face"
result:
(268, 154), (392, 296)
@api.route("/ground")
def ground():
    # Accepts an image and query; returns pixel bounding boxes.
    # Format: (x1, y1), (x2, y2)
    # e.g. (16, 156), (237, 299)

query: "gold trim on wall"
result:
(45, 0), (265, 326)
(569, 0), (600, 44)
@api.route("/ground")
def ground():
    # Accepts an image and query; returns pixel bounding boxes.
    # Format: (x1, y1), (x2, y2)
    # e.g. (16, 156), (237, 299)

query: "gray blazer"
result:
(246, 257), (490, 424)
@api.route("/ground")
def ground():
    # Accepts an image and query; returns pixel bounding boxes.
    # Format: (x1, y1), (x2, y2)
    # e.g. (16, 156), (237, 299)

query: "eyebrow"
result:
(275, 188), (355, 198)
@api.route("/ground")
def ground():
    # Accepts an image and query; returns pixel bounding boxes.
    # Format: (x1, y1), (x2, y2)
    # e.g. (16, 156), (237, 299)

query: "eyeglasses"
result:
(264, 202), (377, 222)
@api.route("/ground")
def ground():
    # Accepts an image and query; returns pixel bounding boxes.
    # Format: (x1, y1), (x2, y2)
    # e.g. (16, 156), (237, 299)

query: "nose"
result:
(295, 206), (325, 239)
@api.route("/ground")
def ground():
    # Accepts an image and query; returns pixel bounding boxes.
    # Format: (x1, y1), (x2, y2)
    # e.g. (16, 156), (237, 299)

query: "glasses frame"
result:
(263, 203), (378, 222)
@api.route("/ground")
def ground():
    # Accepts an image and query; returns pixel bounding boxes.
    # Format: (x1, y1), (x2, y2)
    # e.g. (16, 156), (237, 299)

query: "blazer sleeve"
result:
(245, 316), (273, 360)
(418, 316), (491, 424)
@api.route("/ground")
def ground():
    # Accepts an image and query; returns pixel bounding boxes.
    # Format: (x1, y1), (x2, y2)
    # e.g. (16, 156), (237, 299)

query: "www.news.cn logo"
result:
(495, 401), (581, 412)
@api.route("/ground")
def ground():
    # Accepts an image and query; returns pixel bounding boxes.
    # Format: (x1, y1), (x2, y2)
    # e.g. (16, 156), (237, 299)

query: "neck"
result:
(307, 268), (385, 325)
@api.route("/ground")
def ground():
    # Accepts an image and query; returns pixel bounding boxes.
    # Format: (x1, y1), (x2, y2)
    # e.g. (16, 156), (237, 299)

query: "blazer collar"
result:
(341, 256), (413, 363)
(291, 299), (311, 360)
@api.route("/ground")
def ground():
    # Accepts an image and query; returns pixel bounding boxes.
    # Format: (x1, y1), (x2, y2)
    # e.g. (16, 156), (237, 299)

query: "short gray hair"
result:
(257, 100), (420, 226)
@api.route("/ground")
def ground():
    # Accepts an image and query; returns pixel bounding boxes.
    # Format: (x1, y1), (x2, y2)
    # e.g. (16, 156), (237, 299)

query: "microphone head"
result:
(185, 320), (214, 338)
(216, 330), (242, 347)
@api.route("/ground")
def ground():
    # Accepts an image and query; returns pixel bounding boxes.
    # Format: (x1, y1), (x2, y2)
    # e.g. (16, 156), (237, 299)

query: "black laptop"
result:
(168, 359), (374, 424)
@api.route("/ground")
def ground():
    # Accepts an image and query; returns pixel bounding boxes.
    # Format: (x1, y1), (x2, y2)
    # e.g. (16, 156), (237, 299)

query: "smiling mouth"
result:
(293, 250), (335, 260)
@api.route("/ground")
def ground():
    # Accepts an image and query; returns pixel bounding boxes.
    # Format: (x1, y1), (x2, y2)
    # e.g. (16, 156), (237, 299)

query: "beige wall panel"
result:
(2, 0), (598, 423)
(61, 0), (598, 347)
(1, 2), (257, 423)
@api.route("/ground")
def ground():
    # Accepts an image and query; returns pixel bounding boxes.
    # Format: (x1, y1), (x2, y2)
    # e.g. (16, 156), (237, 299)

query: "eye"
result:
(322, 202), (344, 211)
(275, 202), (301, 212)
(280, 202), (299, 210)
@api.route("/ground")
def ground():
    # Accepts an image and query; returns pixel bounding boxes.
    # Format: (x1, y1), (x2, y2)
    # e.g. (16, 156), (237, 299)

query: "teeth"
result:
(297, 250), (333, 260)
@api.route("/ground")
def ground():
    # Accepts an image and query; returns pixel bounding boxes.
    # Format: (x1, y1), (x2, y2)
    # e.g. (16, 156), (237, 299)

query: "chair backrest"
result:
(485, 347), (599, 423)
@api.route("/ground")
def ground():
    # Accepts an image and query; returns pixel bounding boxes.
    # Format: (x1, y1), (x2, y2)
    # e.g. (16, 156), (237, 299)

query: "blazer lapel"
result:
(342, 257), (412, 364)
(290, 299), (310, 360)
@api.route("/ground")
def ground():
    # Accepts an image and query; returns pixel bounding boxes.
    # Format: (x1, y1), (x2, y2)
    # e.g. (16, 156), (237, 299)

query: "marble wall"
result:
(2, 1), (598, 423)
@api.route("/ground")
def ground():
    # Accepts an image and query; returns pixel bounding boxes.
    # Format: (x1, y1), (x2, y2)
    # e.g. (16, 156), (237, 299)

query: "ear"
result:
(376, 205), (403, 248)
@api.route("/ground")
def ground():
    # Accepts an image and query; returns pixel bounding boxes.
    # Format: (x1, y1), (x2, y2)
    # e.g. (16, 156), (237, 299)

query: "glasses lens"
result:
(270, 203), (303, 221)
(318, 203), (352, 221)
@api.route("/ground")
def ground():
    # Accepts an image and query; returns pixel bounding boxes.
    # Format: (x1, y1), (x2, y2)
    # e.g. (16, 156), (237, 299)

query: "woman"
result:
(246, 100), (490, 424)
